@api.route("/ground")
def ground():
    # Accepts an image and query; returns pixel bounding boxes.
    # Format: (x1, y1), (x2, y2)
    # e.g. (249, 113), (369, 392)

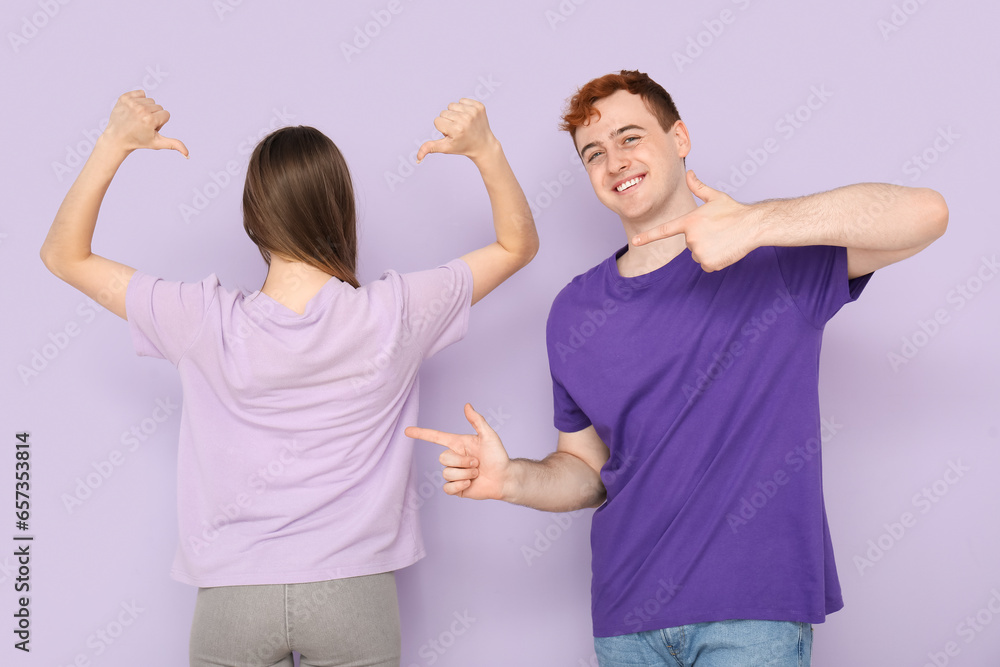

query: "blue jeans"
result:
(594, 619), (812, 666)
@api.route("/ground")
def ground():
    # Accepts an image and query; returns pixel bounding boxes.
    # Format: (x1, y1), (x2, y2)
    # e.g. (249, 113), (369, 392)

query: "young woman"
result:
(40, 90), (538, 667)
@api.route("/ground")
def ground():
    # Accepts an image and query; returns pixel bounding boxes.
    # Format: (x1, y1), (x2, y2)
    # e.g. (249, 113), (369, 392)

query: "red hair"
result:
(560, 70), (681, 140)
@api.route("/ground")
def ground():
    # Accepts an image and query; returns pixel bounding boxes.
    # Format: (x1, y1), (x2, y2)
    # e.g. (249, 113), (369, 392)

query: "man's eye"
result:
(587, 151), (603, 162)
(623, 136), (639, 144)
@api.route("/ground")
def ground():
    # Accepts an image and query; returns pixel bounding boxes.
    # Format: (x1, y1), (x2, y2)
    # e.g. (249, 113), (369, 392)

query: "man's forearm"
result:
(751, 183), (947, 252)
(502, 452), (605, 513)
(469, 140), (539, 264)
(42, 137), (130, 267)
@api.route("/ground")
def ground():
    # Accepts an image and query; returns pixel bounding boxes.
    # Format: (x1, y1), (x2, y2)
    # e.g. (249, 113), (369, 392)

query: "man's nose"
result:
(608, 149), (630, 173)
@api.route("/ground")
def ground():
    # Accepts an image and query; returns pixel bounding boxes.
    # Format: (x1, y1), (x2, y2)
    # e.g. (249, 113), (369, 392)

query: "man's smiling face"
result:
(574, 89), (690, 226)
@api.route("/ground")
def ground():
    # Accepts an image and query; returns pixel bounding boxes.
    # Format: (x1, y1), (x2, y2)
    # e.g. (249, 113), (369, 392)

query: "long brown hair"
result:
(242, 125), (360, 288)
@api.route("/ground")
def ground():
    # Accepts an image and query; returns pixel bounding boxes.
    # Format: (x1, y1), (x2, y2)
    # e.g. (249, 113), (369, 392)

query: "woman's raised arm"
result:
(417, 99), (538, 306)
(40, 90), (188, 320)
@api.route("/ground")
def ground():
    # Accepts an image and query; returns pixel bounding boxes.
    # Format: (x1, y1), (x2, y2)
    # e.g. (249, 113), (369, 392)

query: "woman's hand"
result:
(40, 90), (189, 321)
(100, 90), (188, 157)
(416, 98), (499, 165)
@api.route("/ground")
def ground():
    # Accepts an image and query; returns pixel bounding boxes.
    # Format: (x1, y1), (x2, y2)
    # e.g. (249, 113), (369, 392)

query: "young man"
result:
(406, 70), (947, 665)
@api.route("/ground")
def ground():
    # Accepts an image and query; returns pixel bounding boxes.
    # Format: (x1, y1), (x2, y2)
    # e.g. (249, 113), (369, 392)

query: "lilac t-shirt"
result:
(125, 259), (473, 587)
(546, 244), (871, 637)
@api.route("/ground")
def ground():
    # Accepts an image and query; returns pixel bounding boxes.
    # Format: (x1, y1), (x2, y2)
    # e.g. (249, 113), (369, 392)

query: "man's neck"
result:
(616, 191), (699, 278)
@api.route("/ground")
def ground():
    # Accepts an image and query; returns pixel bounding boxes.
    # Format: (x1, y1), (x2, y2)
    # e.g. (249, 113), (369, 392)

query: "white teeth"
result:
(616, 177), (642, 192)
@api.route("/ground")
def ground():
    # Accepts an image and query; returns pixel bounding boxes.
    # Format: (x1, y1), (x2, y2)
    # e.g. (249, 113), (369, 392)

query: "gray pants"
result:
(189, 572), (401, 667)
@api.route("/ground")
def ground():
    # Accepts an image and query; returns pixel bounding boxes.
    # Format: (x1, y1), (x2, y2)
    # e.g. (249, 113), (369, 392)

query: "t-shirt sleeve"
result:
(550, 371), (592, 433)
(772, 245), (872, 328)
(125, 270), (220, 364)
(546, 298), (593, 433)
(396, 258), (473, 359)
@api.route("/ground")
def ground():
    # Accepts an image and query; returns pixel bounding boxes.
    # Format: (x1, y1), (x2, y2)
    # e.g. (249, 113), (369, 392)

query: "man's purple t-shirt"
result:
(546, 244), (870, 637)
(125, 259), (472, 587)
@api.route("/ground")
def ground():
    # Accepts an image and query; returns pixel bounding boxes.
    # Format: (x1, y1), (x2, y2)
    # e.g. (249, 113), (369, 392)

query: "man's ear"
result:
(673, 120), (692, 160)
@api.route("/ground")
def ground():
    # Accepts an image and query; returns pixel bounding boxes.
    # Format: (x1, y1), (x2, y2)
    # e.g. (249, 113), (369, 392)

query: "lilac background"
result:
(2, 0), (998, 665)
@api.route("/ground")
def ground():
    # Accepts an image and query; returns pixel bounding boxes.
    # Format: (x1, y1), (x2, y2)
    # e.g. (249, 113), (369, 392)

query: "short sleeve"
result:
(772, 246), (872, 328)
(395, 258), (473, 359)
(125, 270), (220, 364)
(546, 296), (593, 433)
(550, 371), (592, 433)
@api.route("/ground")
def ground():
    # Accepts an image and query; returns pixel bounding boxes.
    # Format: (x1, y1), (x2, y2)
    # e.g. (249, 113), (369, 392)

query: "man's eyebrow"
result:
(579, 140), (600, 158)
(579, 125), (647, 158)
(614, 124), (646, 136)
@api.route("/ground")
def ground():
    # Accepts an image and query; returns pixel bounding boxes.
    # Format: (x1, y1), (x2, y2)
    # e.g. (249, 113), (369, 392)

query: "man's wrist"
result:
(744, 198), (784, 248)
(499, 458), (523, 505)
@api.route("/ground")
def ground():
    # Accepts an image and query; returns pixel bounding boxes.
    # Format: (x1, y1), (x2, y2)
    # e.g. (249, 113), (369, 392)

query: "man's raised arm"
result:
(633, 171), (948, 278)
